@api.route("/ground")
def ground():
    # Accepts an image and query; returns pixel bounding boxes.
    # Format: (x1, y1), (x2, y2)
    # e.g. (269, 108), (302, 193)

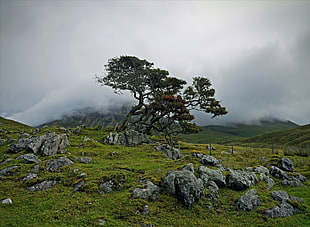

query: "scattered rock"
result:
(23, 173), (38, 181)
(132, 181), (161, 201)
(270, 190), (303, 203)
(227, 169), (258, 191)
(109, 151), (119, 156)
(200, 155), (221, 166)
(30, 164), (40, 173)
(77, 157), (92, 163)
(136, 205), (149, 215)
(270, 166), (306, 187)
(1, 198), (12, 204)
(236, 189), (260, 211)
(99, 180), (114, 194)
(27, 180), (57, 192)
(246, 166), (274, 190)
(281, 157), (294, 172)
(46, 156), (73, 172)
(270, 166), (289, 180)
(16, 153), (41, 164)
(156, 144), (180, 160)
(0, 165), (18, 177)
(164, 166), (204, 207)
(198, 166), (226, 187)
(282, 179), (304, 187)
(83, 136), (91, 142)
(105, 129), (152, 146)
(73, 180), (86, 192)
(98, 218), (107, 226)
(206, 181), (220, 202)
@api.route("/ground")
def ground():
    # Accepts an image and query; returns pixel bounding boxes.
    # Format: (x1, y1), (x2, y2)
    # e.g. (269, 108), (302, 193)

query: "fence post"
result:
(272, 144), (274, 154)
(209, 143), (212, 155)
(231, 145), (234, 155)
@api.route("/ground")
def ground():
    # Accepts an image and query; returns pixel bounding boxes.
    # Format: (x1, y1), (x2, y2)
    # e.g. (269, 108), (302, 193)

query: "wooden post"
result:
(231, 145), (234, 155)
(272, 144), (274, 154)
(209, 143), (212, 156)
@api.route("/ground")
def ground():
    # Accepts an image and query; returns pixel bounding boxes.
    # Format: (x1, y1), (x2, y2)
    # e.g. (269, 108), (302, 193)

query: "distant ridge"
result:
(181, 119), (299, 144)
(39, 106), (129, 128)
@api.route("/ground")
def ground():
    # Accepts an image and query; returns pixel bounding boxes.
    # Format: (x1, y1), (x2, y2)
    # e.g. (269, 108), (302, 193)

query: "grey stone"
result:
(77, 157), (92, 163)
(16, 153), (41, 164)
(156, 144), (180, 160)
(271, 190), (303, 203)
(136, 205), (149, 215)
(192, 152), (205, 159)
(8, 132), (69, 156)
(73, 180), (86, 192)
(1, 198), (12, 204)
(46, 156), (73, 172)
(182, 163), (194, 173)
(105, 129), (152, 146)
(206, 181), (219, 202)
(198, 166), (226, 187)
(236, 189), (260, 211)
(265, 202), (296, 218)
(132, 181), (161, 201)
(27, 180), (57, 192)
(99, 180), (114, 194)
(0, 165), (18, 177)
(270, 166), (289, 180)
(98, 218), (107, 226)
(23, 173), (38, 181)
(227, 169), (258, 191)
(31, 164), (40, 173)
(282, 179), (304, 187)
(164, 168), (204, 207)
(281, 157), (294, 172)
(200, 155), (221, 166)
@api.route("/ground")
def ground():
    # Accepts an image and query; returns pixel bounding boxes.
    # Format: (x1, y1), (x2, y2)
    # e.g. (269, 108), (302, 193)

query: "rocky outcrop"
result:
(27, 180), (57, 192)
(236, 189), (260, 211)
(156, 144), (180, 160)
(227, 169), (258, 191)
(281, 157), (294, 172)
(265, 191), (303, 218)
(46, 156), (73, 172)
(164, 164), (204, 207)
(8, 132), (69, 156)
(132, 181), (161, 201)
(246, 166), (274, 190)
(270, 166), (307, 187)
(104, 129), (152, 146)
(198, 166), (226, 187)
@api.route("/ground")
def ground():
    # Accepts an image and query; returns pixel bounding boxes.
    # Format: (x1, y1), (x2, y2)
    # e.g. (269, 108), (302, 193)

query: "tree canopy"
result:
(96, 56), (227, 143)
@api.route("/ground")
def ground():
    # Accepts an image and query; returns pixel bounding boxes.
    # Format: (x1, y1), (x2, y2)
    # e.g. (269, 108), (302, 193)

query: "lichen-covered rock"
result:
(156, 144), (180, 160)
(164, 166), (204, 207)
(27, 180), (57, 192)
(198, 166), (226, 187)
(132, 181), (161, 201)
(227, 169), (258, 191)
(46, 156), (73, 172)
(236, 189), (260, 211)
(8, 132), (69, 156)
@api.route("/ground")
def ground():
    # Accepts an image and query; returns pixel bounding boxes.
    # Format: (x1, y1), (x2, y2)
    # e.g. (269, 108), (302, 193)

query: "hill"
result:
(181, 119), (298, 144)
(1, 117), (309, 226)
(240, 124), (310, 147)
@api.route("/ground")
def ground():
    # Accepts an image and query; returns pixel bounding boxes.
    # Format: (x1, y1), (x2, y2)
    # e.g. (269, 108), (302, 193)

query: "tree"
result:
(96, 56), (227, 144)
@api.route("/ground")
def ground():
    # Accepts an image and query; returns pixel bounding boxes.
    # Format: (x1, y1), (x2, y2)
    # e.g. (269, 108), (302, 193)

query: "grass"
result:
(0, 117), (310, 226)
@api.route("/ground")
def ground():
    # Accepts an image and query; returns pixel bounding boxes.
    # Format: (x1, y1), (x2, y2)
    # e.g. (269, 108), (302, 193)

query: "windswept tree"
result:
(96, 56), (227, 143)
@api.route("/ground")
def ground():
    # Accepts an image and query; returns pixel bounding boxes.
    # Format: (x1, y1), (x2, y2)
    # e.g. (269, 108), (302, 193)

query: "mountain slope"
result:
(241, 123), (310, 147)
(181, 120), (298, 144)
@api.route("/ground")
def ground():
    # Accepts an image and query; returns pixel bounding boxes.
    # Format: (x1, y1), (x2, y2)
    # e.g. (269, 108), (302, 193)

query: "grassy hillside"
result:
(1, 117), (309, 226)
(181, 120), (298, 144)
(240, 124), (310, 147)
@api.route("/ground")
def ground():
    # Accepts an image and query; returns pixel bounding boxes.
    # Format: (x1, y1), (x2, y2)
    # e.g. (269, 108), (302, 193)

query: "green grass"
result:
(1, 117), (310, 226)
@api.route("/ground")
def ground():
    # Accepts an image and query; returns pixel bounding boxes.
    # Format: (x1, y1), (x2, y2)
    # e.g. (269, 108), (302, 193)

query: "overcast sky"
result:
(0, 0), (309, 126)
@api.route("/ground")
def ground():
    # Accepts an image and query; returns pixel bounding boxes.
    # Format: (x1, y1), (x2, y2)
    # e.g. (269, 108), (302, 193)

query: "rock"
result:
(8, 132), (70, 156)
(227, 169), (258, 191)
(265, 202), (296, 218)
(164, 167), (204, 207)
(236, 189), (260, 211)
(246, 166), (274, 190)
(198, 166), (226, 187)
(206, 145), (216, 150)
(105, 129), (152, 146)
(206, 181), (219, 202)
(132, 181), (161, 201)
(270, 166), (306, 187)
(16, 153), (41, 164)
(23, 173), (38, 181)
(182, 163), (194, 173)
(0, 165), (18, 177)
(20, 133), (30, 138)
(73, 180), (86, 192)
(1, 198), (12, 204)
(77, 157), (92, 163)
(27, 180), (57, 192)
(98, 218), (107, 226)
(281, 157), (294, 172)
(282, 179), (304, 187)
(270, 190), (303, 203)
(30, 164), (40, 173)
(155, 144), (180, 160)
(192, 152), (205, 159)
(200, 155), (221, 166)
(46, 156), (73, 172)
(136, 205), (149, 215)
(270, 166), (289, 180)
(99, 180), (114, 194)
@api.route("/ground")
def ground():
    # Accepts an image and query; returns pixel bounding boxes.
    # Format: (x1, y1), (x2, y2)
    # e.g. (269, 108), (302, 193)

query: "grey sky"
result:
(0, 0), (309, 126)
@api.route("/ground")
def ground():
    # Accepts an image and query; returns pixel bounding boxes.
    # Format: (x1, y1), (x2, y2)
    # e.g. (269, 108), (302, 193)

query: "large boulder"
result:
(236, 189), (260, 211)
(198, 166), (226, 187)
(132, 181), (161, 201)
(46, 156), (73, 172)
(200, 155), (221, 166)
(164, 165), (204, 207)
(104, 129), (152, 146)
(227, 169), (258, 191)
(8, 132), (69, 156)
(156, 144), (181, 160)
